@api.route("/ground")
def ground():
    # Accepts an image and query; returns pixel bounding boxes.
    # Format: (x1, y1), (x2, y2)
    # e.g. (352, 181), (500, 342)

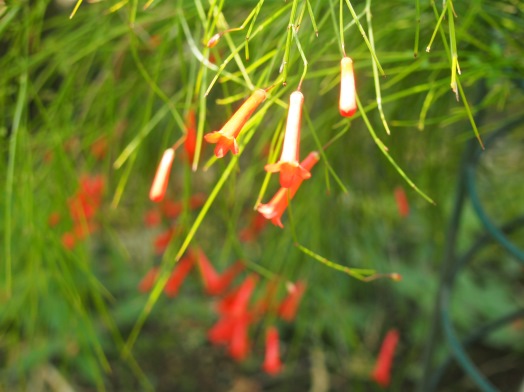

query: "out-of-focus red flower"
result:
(371, 329), (399, 388)
(228, 316), (250, 361)
(239, 213), (268, 242)
(164, 255), (195, 297)
(61, 232), (76, 250)
(208, 316), (236, 345)
(278, 281), (306, 322)
(90, 136), (108, 160)
(394, 186), (410, 218)
(263, 326), (283, 375)
(79, 175), (105, 199)
(48, 212), (61, 227)
(217, 274), (258, 317)
(73, 221), (98, 240)
(184, 109), (197, 166)
(138, 266), (160, 293)
(257, 152), (320, 228)
(153, 227), (177, 254)
(144, 209), (162, 227)
(196, 249), (244, 296)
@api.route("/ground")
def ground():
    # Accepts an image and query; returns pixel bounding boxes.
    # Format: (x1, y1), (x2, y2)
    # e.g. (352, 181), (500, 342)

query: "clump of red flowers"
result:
(57, 174), (105, 250)
(138, 246), (308, 376)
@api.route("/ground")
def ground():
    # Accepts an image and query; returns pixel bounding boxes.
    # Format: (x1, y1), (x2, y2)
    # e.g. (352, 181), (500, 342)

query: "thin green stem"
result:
(5, 73), (27, 297)
(292, 28), (308, 90)
(281, 0), (300, 85)
(344, 0), (385, 75)
(306, 0), (318, 36)
(366, 0), (391, 135)
(426, 3), (446, 53)
(414, 0), (421, 57)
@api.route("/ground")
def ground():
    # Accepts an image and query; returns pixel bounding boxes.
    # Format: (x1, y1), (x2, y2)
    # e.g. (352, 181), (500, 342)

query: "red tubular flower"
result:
(263, 327), (283, 375)
(164, 255), (195, 297)
(204, 89), (267, 158)
(184, 109), (197, 165)
(218, 274), (258, 317)
(371, 329), (400, 388)
(257, 151), (320, 228)
(138, 266), (160, 293)
(208, 316), (236, 345)
(339, 57), (357, 117)
(265, 91), (311, 188)
(149, 148), (175, 202)
(278, 281), (307, 322)
(197, 250), (244, 296)
(153, 227), (177, 254)
(228, 316), (250, 361)
(394, 186), (410, 218)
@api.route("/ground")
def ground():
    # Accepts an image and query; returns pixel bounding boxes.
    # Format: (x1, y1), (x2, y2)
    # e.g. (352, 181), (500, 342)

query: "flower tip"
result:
(339, 107), (357, 118)
(390, 273), (402, 282)
(207, 33), (221, 48)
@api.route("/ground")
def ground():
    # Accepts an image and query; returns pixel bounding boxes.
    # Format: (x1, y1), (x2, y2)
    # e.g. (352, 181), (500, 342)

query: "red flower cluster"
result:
(138, 247), (307, 376)
(55, 175), (105, 250)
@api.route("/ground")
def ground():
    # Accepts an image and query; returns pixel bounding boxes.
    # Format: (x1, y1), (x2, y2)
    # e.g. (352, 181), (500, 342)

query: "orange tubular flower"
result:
(262, 327), (283, 375)
(339, 57), (357, 117)
(257, 151), (320, 228)
(371, 329), (400, 388)
(265, 91), (311, 188)
(149, 148), (175, 202)
(278, 281), (307, 322)
(204, 89), (267, 158)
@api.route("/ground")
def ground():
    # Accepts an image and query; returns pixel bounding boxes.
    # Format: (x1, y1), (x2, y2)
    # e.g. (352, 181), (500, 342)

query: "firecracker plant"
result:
(1, 0), (524, 390)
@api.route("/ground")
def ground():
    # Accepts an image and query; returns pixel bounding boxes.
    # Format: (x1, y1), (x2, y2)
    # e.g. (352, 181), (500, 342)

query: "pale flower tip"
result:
(207, 33), (221, 48)
(149, 148), (175, 203)
(390, 273), (402, 282)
